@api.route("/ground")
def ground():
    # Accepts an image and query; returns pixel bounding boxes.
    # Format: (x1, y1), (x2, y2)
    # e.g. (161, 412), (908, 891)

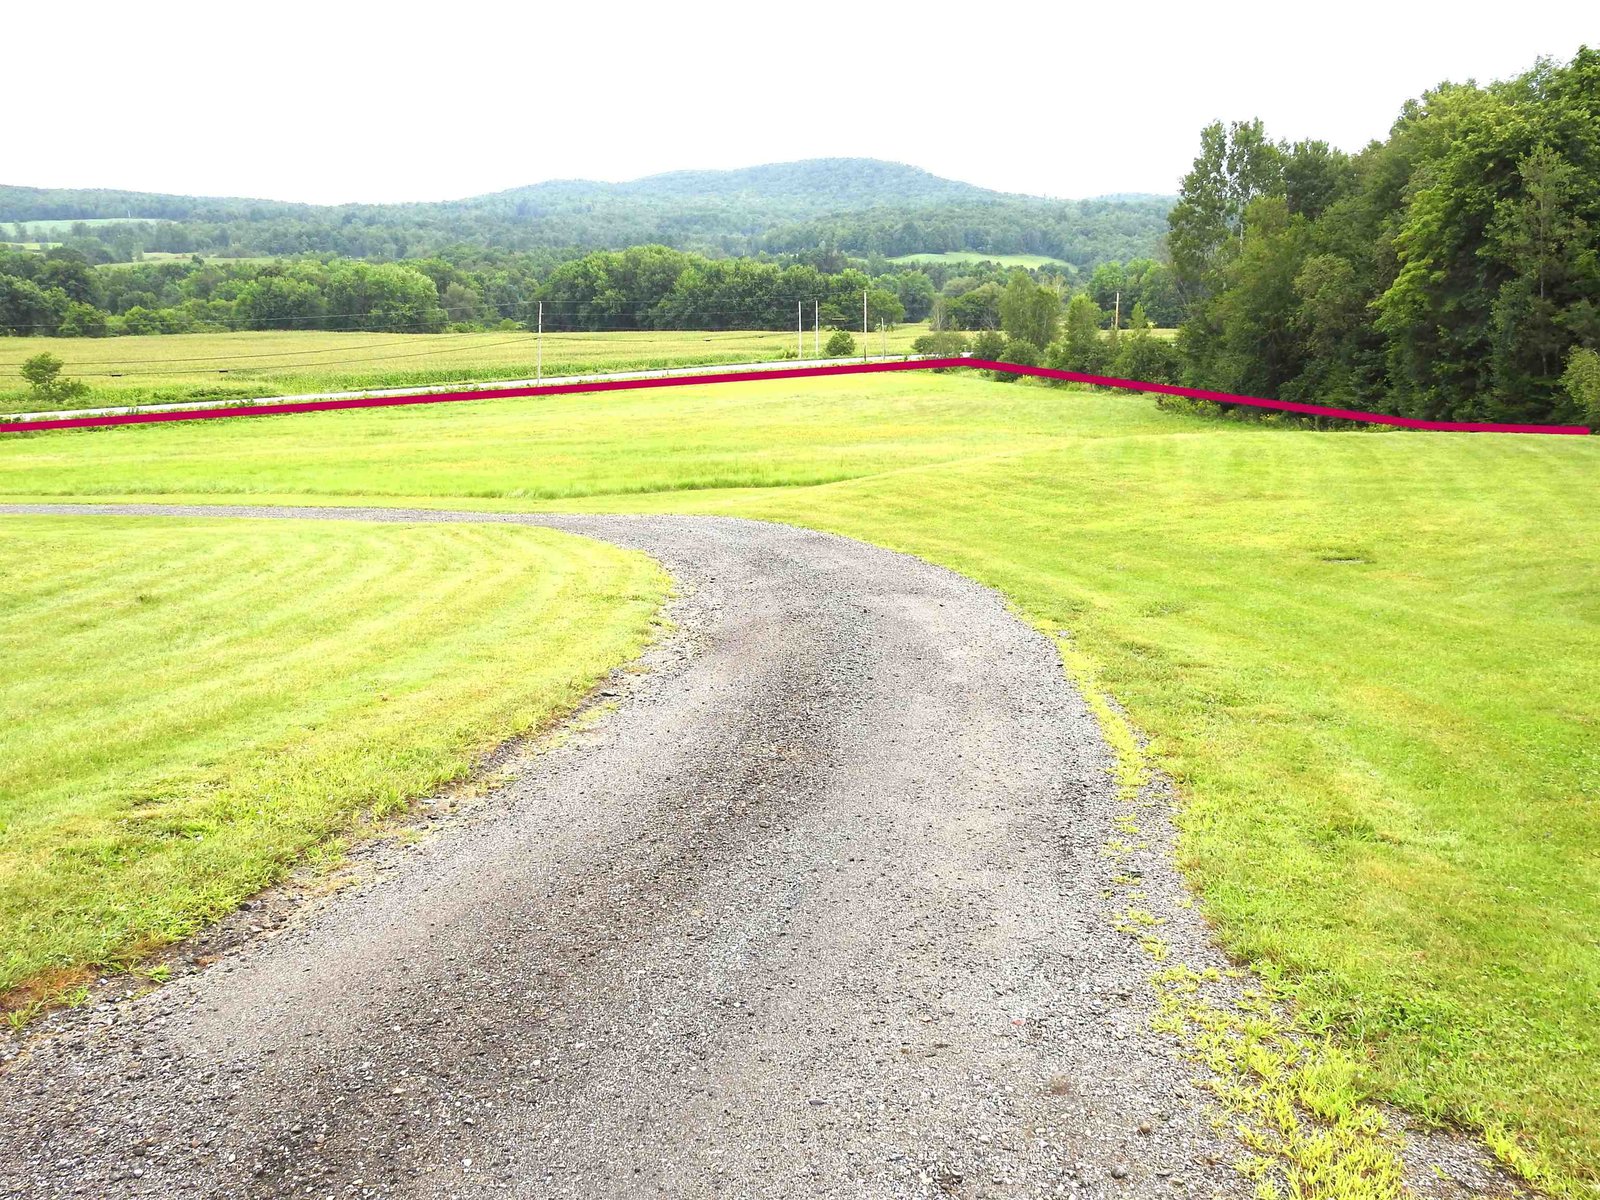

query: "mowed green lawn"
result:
(0, 516), (665, 1009)
(0, 374), (1596, 1192)
(0, 325), (929, 413)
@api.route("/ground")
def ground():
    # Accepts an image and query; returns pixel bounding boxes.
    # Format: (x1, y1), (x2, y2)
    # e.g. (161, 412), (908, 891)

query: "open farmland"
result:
(2, 217), (170, 234)
(0, 325), (931, 413)
(889, 250), (1070, 269)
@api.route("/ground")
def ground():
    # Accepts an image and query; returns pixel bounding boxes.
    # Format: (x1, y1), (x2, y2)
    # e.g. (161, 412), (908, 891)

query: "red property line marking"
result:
(0, 358), (1590, 435)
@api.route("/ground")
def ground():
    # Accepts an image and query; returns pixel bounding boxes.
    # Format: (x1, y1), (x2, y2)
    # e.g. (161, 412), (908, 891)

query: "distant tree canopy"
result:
(1170, 47), (1600, 425)
(1087, 258), (1182, 328)
(0, 159), (1170, 267)
(0, 243), (982, 337)
(758, 197), (1173, 267)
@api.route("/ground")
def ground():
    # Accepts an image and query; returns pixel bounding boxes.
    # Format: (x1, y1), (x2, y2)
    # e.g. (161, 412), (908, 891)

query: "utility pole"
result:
(813, 300), (819, 358)
(536, 300), (543, 384)
(1113, 290), (1120, 332)
(862, 289), (868, 361)
(797, 300), (803, 359)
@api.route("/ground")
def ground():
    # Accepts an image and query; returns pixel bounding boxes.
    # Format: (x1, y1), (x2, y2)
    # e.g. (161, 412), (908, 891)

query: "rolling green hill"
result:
(0, 159), (1173, 264)
(476, 158), (1001, 214)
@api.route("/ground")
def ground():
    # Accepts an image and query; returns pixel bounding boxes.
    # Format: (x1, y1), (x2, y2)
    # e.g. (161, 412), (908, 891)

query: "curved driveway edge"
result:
(1, 505), (1262, 1197)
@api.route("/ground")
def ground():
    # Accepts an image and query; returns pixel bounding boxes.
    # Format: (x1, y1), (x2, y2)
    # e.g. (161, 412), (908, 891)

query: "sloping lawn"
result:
(0, 515), (665, 1007)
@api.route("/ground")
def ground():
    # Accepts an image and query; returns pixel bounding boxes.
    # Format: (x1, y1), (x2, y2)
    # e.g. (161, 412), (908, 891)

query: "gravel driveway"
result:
(0, 505), (1258, 1199)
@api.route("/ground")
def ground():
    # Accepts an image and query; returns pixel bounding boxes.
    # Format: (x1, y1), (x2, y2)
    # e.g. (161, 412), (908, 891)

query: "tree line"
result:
(0, 237), (1193, 347)
(0, 244), (978, 337)
(916, 272), (1183, 389)
(758, 197), (1173, 267)
(1167, 47), (1600, 426)
(928, 256), (1180, 335)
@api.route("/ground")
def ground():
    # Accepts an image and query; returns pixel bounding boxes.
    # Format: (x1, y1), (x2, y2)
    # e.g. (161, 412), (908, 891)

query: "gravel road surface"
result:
(0, 505), (1258, 1199)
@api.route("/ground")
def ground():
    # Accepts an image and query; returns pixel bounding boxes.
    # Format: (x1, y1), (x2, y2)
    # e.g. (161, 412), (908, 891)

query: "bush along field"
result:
(0, 372), (1596, 1194)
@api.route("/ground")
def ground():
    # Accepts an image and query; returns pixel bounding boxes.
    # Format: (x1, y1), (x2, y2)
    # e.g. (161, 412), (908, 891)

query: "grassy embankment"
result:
(0, 516), (666, 1016)
(0, 373), (1595, 1193)
(0, 325), (929, 413)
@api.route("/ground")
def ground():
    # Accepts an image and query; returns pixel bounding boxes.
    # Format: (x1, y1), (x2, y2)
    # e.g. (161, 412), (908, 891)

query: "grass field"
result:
(2, 217), (169, 233)
(889, 251), (1069, 269)
(0, 374), (1595, 1193)
(98, 253), (282, 268)
(0, 326), (930, 413)
(0, 515), (666, 1012)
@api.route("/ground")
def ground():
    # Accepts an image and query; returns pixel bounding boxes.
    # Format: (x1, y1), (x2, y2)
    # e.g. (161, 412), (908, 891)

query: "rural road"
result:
(0, 505), (1251, 1199)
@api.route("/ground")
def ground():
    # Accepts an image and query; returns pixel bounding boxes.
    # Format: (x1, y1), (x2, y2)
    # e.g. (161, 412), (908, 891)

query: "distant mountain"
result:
(1, 160), (1029, 224)
(481, 159), (1003, 214)
(0, 159), (1173, 268)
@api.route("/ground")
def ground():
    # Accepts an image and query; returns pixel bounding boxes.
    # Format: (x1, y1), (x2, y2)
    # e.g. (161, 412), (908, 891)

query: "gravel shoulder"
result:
(0, 505), (1516, 1199)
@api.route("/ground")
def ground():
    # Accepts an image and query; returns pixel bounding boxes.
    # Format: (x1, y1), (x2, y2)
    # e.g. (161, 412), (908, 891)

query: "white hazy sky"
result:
(7, 1), (1593, 204)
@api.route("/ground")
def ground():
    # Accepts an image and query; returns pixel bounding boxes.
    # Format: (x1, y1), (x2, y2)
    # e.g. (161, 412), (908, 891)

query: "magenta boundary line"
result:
(0, 358), (1590, 436)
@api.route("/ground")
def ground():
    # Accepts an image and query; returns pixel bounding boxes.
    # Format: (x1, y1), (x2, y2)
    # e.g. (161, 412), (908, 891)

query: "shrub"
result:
(1155, 394), (1223, 420)
(1562, 347), (1600, 428)
(911, 331), (970, 357)
(824, 329), (857, 358)
(1003, 338), (1042, 367)
(20, 353), (88, 406)
(970, 330), (1007, 362)
(1111, 328), (1181, 385)
(990, 337), (1041, 382)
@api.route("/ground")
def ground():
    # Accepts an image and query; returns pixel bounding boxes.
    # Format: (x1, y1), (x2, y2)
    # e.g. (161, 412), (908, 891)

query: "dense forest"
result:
(1170, 48), (1599, 426)
(0, 159), (1172, 265)
(758, 197), (1172, 264)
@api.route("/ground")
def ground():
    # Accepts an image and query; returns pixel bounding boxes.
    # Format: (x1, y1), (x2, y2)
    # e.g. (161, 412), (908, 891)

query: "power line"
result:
(0, 291), (885, 333)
